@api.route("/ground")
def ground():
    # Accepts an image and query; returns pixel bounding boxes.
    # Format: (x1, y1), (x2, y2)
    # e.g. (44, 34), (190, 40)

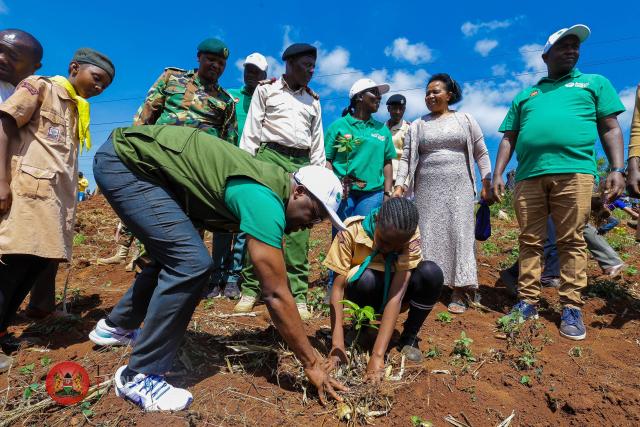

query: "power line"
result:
(88, 53), (640, 125)
(90, 34), (640, 106)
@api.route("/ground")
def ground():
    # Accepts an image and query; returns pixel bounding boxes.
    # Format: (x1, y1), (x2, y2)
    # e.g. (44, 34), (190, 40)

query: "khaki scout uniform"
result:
(133, 68), (237, 144)
(323, 216), (422, 280)
(0, 76), (80, 261)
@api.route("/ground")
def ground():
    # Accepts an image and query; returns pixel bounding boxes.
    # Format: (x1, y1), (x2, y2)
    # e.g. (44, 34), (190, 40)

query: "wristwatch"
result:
(384, 191), (393, 197)
(609, 167), (626, 175)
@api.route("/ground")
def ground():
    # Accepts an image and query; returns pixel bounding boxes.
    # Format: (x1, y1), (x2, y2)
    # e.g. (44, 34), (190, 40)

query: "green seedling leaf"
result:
(520, 375), (531, 386)
(19, 363), (35, 375)
(436, 311), (453, 323)
(23, 383), (39, 400)
(40, 356), (52, 368)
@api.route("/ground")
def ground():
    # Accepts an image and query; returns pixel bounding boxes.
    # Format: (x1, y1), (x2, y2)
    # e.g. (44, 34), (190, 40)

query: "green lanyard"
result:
(347, 208), (398, 311)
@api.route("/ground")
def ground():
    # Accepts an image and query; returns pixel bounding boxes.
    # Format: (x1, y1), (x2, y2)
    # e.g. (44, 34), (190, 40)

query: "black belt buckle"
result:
(265, 142), (309, 158)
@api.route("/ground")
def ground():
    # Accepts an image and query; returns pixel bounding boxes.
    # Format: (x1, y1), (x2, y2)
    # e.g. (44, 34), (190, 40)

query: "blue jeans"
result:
(210, 232), (246, 285)
(328, 190), (384, 288)
(93, 137), (213, 375)
(77, 191), (86, 202)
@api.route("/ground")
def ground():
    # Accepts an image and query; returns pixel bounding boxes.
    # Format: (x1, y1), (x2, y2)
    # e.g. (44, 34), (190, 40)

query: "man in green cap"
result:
(98, 38), (238, 267)
(133, 38), (237, 143)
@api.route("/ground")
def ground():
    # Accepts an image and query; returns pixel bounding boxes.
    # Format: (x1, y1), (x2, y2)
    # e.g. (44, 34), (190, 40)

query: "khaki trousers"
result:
(514, 174), (594, 306)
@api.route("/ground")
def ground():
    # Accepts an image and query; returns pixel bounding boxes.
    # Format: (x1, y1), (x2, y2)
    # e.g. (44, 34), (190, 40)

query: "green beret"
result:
(197, 38), (229, 58)
(73, 48), (115, 81)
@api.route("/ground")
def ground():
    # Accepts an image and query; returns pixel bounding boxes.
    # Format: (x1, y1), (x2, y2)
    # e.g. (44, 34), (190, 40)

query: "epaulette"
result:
(163, 67), (188, 76)
(305, 86), (320, 100)
(258, 77), (277, 86)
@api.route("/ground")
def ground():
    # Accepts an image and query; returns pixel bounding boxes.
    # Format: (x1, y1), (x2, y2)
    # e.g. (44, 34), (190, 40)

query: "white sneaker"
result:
(234, 294), (257, 313)
(114, 365), (192, 411)
(297, 303), (312, 321)
(89, 319), (139, 346)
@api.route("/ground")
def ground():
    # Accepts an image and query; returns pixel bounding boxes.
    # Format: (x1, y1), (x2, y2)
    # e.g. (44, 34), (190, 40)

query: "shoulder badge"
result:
(17, 78), (40, 95)
(164, 67), (188, 77)
(258, 78), (277, 86)
(305, 86), (320, 100)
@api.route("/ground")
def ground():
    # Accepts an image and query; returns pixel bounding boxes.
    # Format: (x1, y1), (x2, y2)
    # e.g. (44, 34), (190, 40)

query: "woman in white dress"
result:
(394, 73), (492, 314)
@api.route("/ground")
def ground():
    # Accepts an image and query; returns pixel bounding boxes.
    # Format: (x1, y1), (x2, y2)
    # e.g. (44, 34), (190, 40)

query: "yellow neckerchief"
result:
(50, 76), (91, 152)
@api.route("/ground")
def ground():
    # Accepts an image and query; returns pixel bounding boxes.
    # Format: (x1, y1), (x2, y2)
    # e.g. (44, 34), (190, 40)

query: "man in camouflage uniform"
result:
(133, 38), (237, 143)
(97, 38), (237, 268)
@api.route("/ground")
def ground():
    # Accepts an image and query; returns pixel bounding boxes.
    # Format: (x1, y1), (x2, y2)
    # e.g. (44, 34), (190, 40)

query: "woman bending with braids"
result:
(323, 198), (444, 382)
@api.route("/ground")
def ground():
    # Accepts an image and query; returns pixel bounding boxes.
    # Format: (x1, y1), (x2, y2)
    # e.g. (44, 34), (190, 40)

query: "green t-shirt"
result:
(228, 86), (252, 143)
(499, 68), (625, 182)
(324, 114), (396, 191)
(224, 177), (285, 248)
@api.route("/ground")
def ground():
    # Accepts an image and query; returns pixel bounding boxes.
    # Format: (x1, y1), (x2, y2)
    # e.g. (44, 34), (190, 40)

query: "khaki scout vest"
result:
(112, 125), (291, 231)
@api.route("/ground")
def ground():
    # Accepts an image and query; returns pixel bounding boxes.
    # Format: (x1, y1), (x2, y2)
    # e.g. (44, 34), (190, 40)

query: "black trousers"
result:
(345, 260), (444, 314)
(0, 255), (49, 331)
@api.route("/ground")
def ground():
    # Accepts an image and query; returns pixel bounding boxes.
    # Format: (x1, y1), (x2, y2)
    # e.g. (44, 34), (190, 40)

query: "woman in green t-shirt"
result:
(325, 78), (396, 219)
(325, 79), (397, 289)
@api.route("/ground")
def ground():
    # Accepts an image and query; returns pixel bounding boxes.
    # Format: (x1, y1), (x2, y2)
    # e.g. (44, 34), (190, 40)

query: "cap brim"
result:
(323, 203), (347, 231)
(561, 24), (591, 43)
(377, 84), (390, 95)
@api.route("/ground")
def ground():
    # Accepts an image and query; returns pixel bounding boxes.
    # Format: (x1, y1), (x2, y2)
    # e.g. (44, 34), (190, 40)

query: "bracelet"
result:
(384, 191), (392, 197)
(609, 167), (626, 175)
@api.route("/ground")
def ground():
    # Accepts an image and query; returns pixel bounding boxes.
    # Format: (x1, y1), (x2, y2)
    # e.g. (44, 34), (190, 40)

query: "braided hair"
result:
(376, 197), (419, 236)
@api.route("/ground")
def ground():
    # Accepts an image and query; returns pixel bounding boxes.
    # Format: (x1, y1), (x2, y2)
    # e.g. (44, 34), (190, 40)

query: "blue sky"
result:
(2, 0), (640, 189)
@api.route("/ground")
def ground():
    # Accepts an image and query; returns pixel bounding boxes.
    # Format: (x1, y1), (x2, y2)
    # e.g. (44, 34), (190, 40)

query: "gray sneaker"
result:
(0, 353), (13, 372)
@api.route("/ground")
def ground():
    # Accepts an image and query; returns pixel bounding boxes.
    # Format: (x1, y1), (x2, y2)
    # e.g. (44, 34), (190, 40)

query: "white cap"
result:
(243, 52), (268, 72)
(543, 24), (590, 54)
(348, 78), (390, 99)
(293, 166), (346, 231)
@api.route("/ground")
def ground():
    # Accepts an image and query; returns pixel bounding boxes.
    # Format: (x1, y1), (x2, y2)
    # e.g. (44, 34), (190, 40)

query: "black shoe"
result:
(398, 334), (423, 362)
(0, 333), (26, 355)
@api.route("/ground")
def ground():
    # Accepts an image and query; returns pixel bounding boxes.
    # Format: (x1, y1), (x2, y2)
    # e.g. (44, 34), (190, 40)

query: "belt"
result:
(264, 142), (310, 158)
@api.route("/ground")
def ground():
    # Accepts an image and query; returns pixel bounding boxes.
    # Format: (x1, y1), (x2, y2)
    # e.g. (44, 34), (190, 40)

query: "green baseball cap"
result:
(197, 38), (229, 59)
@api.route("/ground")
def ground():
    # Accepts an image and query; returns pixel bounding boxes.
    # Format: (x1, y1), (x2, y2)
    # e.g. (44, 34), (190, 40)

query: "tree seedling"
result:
(451, 331), (475, 362)
(436, 311), (453, 324)
(19, 363), (35, 375)
(569, 346), (583, 357)
(340, 299), (379, 346)
(40, 356), (52, 368)
(333, 133), (367, 190)
(424, 345), (442, 359)
(22, 383), (39, 400)
(520, 375), (532, 387)
(411, 415), (434, 426)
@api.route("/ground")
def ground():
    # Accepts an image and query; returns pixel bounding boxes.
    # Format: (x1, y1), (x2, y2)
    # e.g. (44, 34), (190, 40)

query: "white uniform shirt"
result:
(389, 119), (410, 179)
(239, 76), (325, 166)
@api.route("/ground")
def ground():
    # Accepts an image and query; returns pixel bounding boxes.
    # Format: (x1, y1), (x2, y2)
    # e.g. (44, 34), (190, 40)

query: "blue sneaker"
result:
(509, 300), (539, 320)
(559, 307), (586, 341)
(203, 283), (221, 299)
(223, 281), (241, 299)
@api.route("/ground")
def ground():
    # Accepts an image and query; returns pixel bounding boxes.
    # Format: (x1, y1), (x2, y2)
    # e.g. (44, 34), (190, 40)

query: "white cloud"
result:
(491, 64), (507, 76)
(281, 25), (294, 55)
(384, 38), (434, 65)
(474, 39), (498, 57)
(461, 18), (514, 37)
(457, 44), (547, 138)
(515, 43), (545, 86)
(0, 1), (8, 14)
(618, 85), (638, 133)
(311, 44), (429, 122)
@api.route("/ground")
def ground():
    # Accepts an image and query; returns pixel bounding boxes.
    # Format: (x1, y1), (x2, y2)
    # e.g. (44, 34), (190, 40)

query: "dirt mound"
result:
(1, 196), (639, 426)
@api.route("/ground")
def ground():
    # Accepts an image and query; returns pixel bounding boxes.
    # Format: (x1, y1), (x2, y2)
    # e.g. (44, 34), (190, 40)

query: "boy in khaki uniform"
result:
(0, 48), (114, 370)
